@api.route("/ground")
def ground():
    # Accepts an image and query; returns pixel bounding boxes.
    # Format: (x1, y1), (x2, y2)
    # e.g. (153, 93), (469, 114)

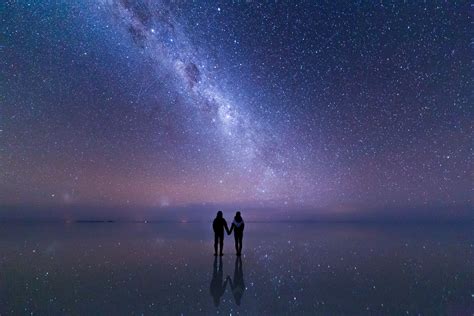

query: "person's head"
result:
(216, 211), (223, 218)
(235, 211), (242, 221)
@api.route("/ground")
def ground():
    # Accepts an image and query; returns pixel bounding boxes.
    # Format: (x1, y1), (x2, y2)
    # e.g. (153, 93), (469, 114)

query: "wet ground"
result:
(0, 222), (472, 315)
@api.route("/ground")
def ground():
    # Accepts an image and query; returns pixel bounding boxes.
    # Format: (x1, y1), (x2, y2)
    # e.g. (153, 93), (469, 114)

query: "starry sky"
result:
(1, 1), (472, 221)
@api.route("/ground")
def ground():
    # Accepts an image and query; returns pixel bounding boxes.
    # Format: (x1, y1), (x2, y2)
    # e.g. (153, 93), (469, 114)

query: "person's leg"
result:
(214, 234), (218, 255)
(234, 234), (239, 254)
(238, 235), (243, 254)
(219, 233), (224, 255)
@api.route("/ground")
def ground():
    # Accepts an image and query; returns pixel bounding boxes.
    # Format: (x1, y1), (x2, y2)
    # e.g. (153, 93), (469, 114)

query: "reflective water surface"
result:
(1, 223), (472, 315)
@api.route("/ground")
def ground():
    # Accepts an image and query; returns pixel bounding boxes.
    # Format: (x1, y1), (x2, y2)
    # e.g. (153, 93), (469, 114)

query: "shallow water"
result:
(0, 223), (472, 315)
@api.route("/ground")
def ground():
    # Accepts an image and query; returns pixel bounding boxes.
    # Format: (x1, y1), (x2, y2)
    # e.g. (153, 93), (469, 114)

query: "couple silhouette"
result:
(210, 256), (245, 306)
(212, 211), (244, 256)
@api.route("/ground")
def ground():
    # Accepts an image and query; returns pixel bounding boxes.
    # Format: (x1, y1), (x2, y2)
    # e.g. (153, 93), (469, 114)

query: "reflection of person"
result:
(227, 256), (245, 306)
(213, 211), (230, 256)
(228, 211), (244, 255)
(210, 256), (228, 307)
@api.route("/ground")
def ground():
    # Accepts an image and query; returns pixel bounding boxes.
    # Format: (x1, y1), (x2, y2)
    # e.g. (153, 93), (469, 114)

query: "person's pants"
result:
(234, 233), (243, 253)
(214, 233), (224, 254)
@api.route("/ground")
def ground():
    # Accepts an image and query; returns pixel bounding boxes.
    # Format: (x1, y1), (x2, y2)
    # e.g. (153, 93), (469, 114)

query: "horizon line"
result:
(0, 219), (472, 224)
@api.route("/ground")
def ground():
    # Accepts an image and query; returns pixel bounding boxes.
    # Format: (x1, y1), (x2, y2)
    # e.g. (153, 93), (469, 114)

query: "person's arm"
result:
(241, 222), (244, 232)
(227, 223), (234, 235)
(224, 221), (231, 234)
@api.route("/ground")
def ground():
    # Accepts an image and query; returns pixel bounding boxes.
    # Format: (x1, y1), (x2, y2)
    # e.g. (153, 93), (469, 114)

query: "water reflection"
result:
(210, 255), (246, 306)
(209, 256), (228, 306)
(228, 256), (245, 305)
(0, 223), (471, 314)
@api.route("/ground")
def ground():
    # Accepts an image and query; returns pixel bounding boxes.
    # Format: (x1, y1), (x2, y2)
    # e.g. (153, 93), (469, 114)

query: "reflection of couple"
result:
(210, 256), (245, 306)
(212, 211), (245, 256)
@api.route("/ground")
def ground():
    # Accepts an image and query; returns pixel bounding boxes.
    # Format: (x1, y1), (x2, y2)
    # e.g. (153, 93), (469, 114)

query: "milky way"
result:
(108, 0), (262, 158)
(102, 0), (305, 201)
(1, 1), (471, 220)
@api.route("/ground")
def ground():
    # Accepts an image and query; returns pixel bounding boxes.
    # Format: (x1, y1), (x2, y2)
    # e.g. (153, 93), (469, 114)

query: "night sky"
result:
(1, 1), (472, 221)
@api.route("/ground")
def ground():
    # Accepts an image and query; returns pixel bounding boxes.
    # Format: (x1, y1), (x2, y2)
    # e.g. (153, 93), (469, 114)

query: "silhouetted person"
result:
(228, 211), (244, 255)
(227, 256), (245, 305)
(213, 211), (230, 256)
(210, 256), (228, 307)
